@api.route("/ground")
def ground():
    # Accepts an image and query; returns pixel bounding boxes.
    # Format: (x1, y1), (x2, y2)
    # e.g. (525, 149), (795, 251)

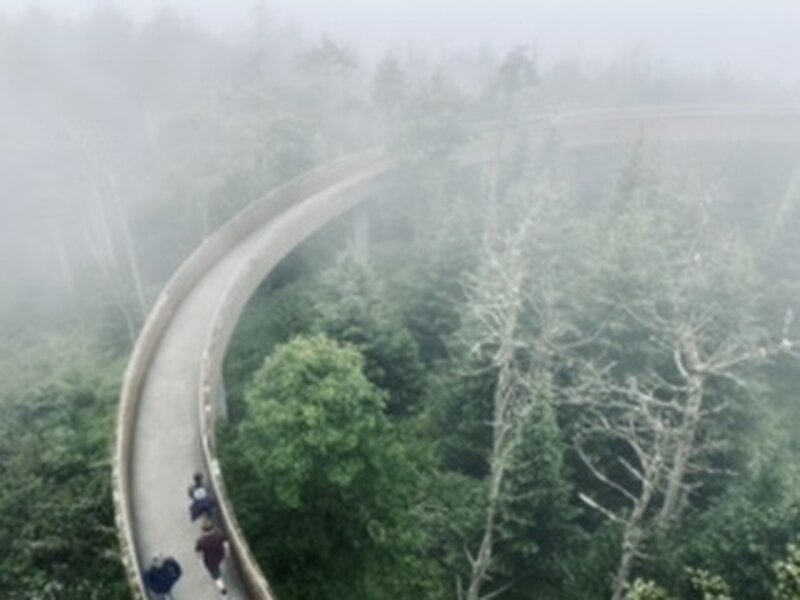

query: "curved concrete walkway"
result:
(115, 106), (800, 599)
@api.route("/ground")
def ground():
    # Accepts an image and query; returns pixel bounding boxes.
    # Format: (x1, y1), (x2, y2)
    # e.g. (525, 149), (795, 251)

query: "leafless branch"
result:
(579, 493), (626, 525)
(575, 441), (639, 505)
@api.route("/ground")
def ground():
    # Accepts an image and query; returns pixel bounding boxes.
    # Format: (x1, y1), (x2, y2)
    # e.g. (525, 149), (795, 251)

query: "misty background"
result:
(4, 1), (800, 80)
(1, 2), (800, 598)
(5, 0), (795, 338)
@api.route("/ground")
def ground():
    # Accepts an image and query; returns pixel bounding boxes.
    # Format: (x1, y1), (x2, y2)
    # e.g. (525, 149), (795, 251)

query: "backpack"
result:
(190, 489), (217, 521)
(163, 558), (182, 584)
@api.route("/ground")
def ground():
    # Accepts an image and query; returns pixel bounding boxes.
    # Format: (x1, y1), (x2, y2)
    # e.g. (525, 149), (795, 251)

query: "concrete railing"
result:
(115, 105), (800, 599)
(114, 148), (390, 598)
(197, 158), (397, 599)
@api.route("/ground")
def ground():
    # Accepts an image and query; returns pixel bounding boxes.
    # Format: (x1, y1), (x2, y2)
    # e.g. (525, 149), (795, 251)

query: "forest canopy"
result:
(0, 3), (799, 599)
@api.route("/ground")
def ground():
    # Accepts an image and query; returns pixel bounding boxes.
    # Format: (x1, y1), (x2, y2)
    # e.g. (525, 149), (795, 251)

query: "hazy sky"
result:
(4, 1), (800, 82)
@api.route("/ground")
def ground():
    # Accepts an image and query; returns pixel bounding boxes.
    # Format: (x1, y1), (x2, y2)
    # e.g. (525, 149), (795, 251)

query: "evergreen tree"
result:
(372, 53), (407, 114)
(315, 253), (425, 416)
(497, 381), (579, 596)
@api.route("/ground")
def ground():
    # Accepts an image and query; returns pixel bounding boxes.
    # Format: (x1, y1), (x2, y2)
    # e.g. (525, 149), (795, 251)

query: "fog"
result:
(5, 0), (800, 79)
(1, 0), (799, 330)
(2, 2), (800, 598)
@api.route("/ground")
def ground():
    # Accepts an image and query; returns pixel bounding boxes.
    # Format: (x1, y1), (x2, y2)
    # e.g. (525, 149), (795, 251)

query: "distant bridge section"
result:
(114, 105), (800, 599)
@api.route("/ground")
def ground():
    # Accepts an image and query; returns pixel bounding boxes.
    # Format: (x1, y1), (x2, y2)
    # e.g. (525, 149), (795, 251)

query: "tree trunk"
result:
(84, 227), (138, 347)
(466, 334), (518, 600)
(612, 523), (643, 600)
(47, 217), (76, 305)
(658, 376), (703, 528)
(107, 170), (148, 317)
(658, 332), (705, 528)
(612, 479), (656, 600)
(466, 464), (503, 600)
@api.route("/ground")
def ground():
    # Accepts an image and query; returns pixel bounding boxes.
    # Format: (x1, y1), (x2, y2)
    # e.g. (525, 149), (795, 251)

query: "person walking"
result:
(187, 472), (206, 499)
(196, 518), (229, 596)
(143, 553), (182, 600)
(188, 472), (217, 521)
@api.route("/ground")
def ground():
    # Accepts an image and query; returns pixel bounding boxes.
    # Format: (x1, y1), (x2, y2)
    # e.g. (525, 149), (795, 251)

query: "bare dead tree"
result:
(617, 243), (799, 530)
(569, 183), (800, 597)
(83, 223), (138, 346)
(45, 214), (77, 305)
(105, 167), (148, 315)
(72, 128), (148, 334)
(460, 184), (585, 600)
(462, 214), (532, 600)
(566, 368), (677, 600)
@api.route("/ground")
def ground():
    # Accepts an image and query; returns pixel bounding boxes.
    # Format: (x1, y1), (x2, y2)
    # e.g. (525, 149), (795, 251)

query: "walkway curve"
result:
(114, 105), (800, 599)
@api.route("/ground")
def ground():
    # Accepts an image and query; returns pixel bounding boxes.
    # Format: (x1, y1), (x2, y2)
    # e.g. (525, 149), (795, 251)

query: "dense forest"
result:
(220, 134), (800, 599)
(1, 3), (799, 599)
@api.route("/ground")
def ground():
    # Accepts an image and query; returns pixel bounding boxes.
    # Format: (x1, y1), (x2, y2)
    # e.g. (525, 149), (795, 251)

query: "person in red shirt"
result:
(195, 518), (229, 596)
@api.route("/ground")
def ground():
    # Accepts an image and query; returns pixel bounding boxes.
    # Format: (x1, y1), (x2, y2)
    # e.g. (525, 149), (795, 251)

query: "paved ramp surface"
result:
(114, 106), (800, 599)
(131, 233), (257, 598)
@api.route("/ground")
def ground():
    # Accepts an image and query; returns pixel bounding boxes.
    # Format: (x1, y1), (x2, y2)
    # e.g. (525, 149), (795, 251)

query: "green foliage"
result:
(220, 144), (800, 599)
(372, 53), (406, 112)
(560, 524), (625, 600)
(774, 540), (800, 600)
(263, 116), (316, 181)
(315, 253), (425, 416)
(416, 470), (486, 581)
(667, 451), (800, 600)
(687, 568), (733, 600)
(425, 363), (493, 478)
(626, 579), (673, 600)
(8, 6), (800, 600)
(392, 69), (469, 163)
(0, 332), (127, 598)
(396, 189), (483, 363)
(225, 334), (426, 598)
(223, 280), (316, 420)
(496, 386), (580, 595)
(237, 334), (392, 508)
(760, 183), (800, 339)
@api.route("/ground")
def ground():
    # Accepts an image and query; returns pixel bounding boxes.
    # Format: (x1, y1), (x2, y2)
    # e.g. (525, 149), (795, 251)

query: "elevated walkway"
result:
(113, 106), (800, 599)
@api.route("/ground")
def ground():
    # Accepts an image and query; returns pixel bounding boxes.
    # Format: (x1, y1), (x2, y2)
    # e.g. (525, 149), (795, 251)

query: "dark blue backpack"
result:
(189, 486), (217, 521)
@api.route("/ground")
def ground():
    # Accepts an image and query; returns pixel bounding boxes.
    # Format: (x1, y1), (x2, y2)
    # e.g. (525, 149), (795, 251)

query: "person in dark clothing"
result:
(144, 553), (182, 600)
(196, 518), (229, 596)
(188, 472), (217, 521)
(187, 472), (205, 499)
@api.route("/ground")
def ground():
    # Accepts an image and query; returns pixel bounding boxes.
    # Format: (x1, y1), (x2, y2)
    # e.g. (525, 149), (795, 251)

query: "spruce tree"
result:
(497, 382), (578, 596)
